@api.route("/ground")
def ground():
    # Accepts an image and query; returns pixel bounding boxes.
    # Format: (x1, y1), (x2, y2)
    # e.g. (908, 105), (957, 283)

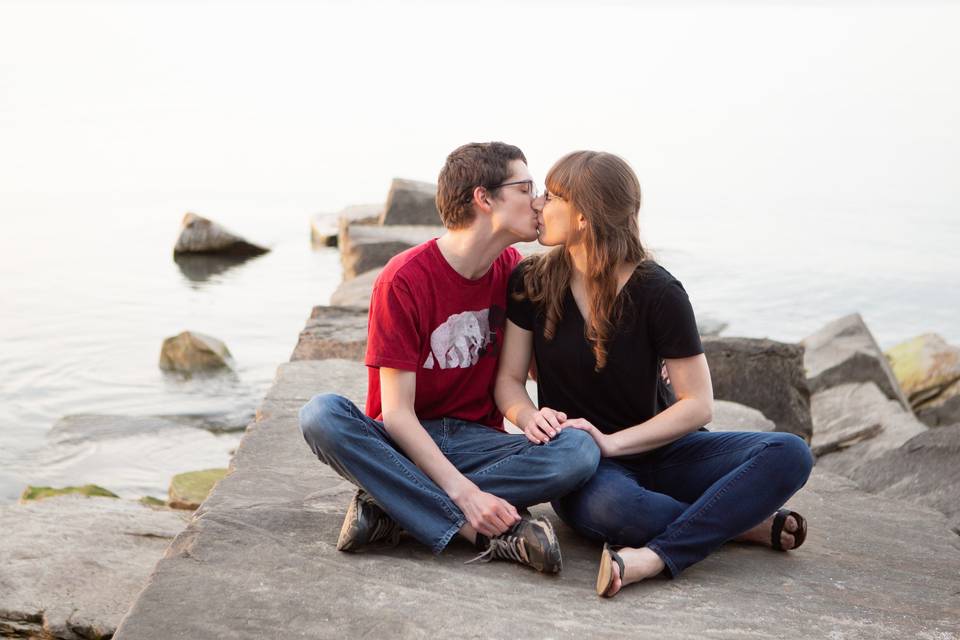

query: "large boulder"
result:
(842, 424), (960, 532)
(379, 179), (440, 226)
(809, 382), (919, 457)
(310, 204), (382, 248)
(159, 331), (233, 373)
(706, 400), (775, 432)
(814, 383), (927, 476)
(173, 212), (268, 257)
(0, 495), (188, 639)
(801, 313), (910, 410)
(290, 306), (368, 361)
(702, 336), (813, 440)
(885, 333), (960, 425)
(339, 223), (441, 280)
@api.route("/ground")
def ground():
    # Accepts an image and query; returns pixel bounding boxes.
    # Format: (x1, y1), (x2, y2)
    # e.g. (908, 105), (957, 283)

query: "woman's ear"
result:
(577, 214), (587, 231)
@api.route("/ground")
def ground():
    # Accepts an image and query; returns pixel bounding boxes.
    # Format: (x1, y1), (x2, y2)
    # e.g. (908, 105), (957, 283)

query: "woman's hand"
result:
(518, 406), (567, 444)
(561, 417), (620, 457)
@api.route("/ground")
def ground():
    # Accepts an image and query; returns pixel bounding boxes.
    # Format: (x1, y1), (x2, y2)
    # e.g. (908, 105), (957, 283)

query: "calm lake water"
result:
(2, 2), (958, 504)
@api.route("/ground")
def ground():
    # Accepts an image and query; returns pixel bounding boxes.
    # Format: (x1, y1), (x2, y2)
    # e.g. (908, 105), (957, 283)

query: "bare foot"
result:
(735, 512), (799, 549)
(603, 547), (665, 597)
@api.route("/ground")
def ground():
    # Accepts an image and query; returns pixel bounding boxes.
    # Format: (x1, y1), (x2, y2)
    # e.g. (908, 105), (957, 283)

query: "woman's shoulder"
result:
(632, 260), (682, 290)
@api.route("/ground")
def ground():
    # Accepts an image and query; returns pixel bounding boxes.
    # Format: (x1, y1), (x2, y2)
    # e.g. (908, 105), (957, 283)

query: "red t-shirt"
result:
(364, 238), (522, 430)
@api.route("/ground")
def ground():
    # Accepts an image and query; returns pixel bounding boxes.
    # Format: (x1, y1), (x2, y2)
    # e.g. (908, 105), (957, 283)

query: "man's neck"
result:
(436, 225), (513, 281)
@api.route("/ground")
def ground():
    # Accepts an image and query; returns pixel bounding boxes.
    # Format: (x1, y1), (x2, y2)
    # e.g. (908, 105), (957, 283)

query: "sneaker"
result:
(466, 515), (562, 573)
(336, 490), (401, 552)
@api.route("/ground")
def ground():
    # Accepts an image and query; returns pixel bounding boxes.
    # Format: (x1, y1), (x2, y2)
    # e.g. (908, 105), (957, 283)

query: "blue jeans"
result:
(552, 430), (813, 578)
(299, 393), (601, 554)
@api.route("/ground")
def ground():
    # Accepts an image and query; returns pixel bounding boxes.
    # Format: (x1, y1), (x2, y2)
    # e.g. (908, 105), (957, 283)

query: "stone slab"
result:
(311, 204), (382, 248)
(330, 267), (382, 308)
(802, 313), (910, 410)
(0, 495), (189, 639)
(290, 305), (369, 362)
(815, 383), (928, 478)
(379, 178), (440, 226)
(114, 362), (960, 640)
(339, 224), (441, 280)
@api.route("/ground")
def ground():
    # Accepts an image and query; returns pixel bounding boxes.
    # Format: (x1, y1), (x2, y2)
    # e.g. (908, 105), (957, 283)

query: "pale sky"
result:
(1, 0), (958, 215)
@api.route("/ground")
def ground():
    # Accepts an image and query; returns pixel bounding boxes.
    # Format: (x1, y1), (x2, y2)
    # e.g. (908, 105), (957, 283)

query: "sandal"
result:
(596, 543), (626, 598)
(771, 508), (807, 551)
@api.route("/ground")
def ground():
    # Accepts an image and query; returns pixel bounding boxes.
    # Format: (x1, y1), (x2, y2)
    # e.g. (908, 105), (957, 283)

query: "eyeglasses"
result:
(543, 190), (565, 204)
(492, 179), (540, 199)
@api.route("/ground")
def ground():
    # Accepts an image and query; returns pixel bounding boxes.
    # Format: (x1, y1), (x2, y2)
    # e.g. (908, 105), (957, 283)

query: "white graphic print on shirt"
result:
(422, 309), (491, 370)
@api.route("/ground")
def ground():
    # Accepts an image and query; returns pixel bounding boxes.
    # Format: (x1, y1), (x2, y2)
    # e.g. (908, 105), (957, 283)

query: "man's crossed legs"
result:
(299, 393), (600, 571)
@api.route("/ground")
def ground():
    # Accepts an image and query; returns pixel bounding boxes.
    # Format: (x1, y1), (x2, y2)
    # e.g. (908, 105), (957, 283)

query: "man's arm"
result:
(379, 367), (520, 538)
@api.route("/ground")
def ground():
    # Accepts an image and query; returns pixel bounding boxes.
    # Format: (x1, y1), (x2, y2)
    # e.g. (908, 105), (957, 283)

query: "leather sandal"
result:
(771, 508), (807, 551)
(596, 543), (626, 598)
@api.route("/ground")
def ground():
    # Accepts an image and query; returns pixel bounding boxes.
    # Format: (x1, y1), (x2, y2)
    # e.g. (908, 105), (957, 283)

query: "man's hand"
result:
(517, 406), (567, 444)
(452, 485), (521, 538)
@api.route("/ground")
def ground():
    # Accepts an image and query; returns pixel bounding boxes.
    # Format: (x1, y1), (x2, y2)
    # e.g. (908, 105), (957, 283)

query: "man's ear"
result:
(472, 186), (494, 214)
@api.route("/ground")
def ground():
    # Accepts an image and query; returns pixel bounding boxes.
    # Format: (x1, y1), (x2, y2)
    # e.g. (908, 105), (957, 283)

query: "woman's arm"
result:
(494, 320), (566, 444)
(563, 353), (713, 457)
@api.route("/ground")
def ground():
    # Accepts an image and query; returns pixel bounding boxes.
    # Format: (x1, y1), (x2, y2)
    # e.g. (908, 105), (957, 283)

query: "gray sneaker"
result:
(466, 515), (562, 573)
(336, 490), (401, 552)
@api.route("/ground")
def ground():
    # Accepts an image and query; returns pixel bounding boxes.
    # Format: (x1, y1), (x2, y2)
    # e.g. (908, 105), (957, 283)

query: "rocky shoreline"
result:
(3, 179), (958, 638)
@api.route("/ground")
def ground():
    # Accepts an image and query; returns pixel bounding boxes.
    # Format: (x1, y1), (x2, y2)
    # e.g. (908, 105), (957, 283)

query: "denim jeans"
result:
(299, 393), (601, 554)
(551, 430), (814, 577)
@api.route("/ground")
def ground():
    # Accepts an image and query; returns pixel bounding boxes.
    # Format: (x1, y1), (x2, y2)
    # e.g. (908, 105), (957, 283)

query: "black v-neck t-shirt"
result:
(506, 260), (703, 435)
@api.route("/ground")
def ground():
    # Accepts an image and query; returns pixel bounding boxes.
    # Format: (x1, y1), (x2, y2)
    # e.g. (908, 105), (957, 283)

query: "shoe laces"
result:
(465, 533), (530, 565)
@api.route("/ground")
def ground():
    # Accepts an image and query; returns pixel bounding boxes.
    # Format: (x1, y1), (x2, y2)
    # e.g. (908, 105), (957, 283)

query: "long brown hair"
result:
(519, 151), (647, 370)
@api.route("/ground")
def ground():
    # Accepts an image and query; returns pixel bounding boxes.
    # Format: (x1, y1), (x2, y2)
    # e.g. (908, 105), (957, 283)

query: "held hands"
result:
(559, 417), (619, 457)
(518, 407), (567, 445)
(454, 485), (521, 538)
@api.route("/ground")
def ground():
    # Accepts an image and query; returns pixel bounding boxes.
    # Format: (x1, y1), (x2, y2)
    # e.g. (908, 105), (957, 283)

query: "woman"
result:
(494, 151), (813, 597)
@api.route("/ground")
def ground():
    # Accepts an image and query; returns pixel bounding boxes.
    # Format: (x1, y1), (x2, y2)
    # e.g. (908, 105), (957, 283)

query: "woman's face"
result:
(534, 189), (582, 247)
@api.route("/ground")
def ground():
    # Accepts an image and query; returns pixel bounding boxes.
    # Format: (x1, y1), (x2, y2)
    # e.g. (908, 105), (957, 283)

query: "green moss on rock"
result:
(20, 484), (119, 502)
(168, 468), (228, 510)
(139, 496), (167, 508)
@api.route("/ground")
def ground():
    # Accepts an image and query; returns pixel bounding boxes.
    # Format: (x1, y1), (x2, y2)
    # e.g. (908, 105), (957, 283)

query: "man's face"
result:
(488, 159), (539, 242)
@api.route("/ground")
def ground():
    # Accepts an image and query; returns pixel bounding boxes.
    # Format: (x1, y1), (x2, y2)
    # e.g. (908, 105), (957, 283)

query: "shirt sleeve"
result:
(649, 279), (704, 359)
(365, 277), (422, 371)
(506, 262), (536, 331)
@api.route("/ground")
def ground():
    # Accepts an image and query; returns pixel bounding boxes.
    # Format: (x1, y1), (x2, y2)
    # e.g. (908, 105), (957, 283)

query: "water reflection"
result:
(173, 252), (266, 284)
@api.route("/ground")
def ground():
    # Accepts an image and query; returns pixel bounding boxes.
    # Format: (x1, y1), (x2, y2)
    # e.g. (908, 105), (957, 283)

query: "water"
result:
(2, 1), (959, 504)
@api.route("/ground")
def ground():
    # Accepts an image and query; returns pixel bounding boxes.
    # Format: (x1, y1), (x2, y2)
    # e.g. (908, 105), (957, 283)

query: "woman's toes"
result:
(609, 563), (622, 596)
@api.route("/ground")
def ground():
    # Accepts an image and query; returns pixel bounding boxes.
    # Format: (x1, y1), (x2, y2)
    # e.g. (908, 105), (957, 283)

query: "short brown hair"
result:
(436, 142), (527, 229)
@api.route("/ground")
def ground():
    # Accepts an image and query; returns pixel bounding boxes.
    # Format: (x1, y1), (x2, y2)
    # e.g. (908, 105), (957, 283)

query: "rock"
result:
(339, 223), (441, 280)
(139, 496), (166, 508)
(330, 268), (382, 308)
(112, 355), (960, 639)
(20, 483), (118, 502)
(173, 212), (268, 257)
(844, 424), (960, 529)
(809, 383), (897, 456)
(702, 336), (813, 440)
(168, 468), (229, 510)
(159, 331), (233, 373)
(379, 178), (439, 225)
(885, 333), (960, 421)
(801, 313), (910, 410)
(916, 379), (960, 426)
(0, 495), (188, 640)
(706, 400), (775, 432)
(814, 383), (927, 477)
(290, 306), (368, 361)
(311, 204), (382, 248)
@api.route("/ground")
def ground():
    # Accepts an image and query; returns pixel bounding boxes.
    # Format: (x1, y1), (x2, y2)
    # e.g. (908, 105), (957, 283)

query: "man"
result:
(299, 142), (600, 572)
